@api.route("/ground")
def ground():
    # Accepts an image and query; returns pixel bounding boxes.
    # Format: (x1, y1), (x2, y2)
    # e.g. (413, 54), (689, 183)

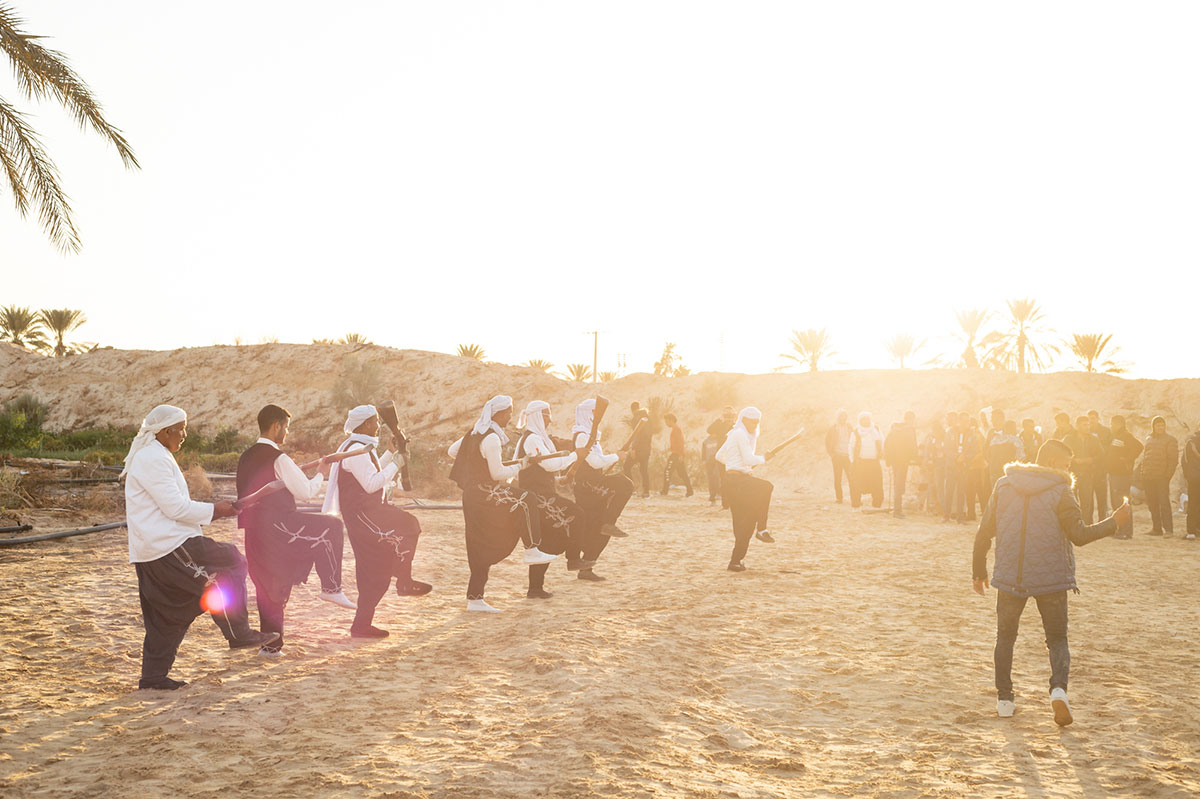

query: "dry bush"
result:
(82, 485), (122, 514)
(183, 464), (213, 498)
(0, 468), (32, 509)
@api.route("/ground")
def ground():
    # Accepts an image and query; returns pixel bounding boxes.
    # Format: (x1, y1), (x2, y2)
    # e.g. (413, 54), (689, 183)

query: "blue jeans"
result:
(994, 590), (1069, 701)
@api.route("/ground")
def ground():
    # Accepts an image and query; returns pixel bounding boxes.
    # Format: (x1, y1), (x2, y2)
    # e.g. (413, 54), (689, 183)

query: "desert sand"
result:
(2, 490), (1198, 798)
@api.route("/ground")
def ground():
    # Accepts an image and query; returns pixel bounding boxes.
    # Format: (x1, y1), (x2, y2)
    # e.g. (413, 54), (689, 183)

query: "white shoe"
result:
(522, 546), (557, 565)
(258, 647), (283, 658)
(466, 599), (500, 613)
(996, 699), (1015, 718)
(1050, 687), (1073, 726)
(319, 590), (357, 610)
(1186, 533), (1196, 540)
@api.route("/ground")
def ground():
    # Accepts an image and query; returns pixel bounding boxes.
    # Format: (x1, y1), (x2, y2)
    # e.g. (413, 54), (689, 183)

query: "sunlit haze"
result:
(2, 2), (1195, 378)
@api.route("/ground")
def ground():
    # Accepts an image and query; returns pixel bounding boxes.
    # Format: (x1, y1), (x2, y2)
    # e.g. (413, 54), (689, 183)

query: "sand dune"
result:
(2, 491), (1198, 797)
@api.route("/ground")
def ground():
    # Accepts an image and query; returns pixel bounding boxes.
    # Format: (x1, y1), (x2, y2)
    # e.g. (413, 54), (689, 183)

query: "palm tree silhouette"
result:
(524, 359), (553, 372)
(1067, 333), (1125, 374)
(0, 305), (47, 350)
(37, 308), (86, 356)
(885, 334), (923, 368)
(780, 328), (834, 372)
(953, 309), (994, 368)
(564, 363), (592, 382)
(339, 332), (371, 345)
(0, 7), (139, 252)
(457, 344), (486, 361)
(987, 299), (1058, 374)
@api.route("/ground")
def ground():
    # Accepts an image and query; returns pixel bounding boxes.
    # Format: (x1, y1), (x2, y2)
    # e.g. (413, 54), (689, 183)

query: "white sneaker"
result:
(319, 590), (357, 610)
(1186, 533), (1196, 541)
(258, 647), (283, 658)
(1050, 687), (1073, 726)
(466, 599), (500, 613)
(522, 546), (557, 565)
(996, 699), (1016, 718)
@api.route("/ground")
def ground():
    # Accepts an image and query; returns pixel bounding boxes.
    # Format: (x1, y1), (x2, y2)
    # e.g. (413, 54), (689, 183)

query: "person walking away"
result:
(973, 438), (1131, 725)
(825, 410), (853, 505)
(849, 412), (885, 509)
(660, 413), (694, 497)
(1140, 416), (1179, 537)
(1179, 426), (1200, 540)
(884, 411), (919, 518)
(1105, 415), (1142, 539)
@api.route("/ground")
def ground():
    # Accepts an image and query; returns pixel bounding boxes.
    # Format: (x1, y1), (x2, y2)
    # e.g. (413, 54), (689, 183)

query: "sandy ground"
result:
(1, 488), (1198, 799)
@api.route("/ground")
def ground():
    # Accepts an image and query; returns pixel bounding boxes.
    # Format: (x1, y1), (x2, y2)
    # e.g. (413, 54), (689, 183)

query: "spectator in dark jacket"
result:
(973, 438), (1130, 725)
(1064, 416), (1105, 523)
(1087, 410), (1112, 523)
(1141, 416), (1178, 536)
(884, 411), (919, 518)
(825, 410), (853, 504)
(1105, 415), (1142, 539)
(625, 406), (653, 498)
(1182, 428), (1200, 540)
(706, 406), (736, 507)
(1052, 413), (1074, 442)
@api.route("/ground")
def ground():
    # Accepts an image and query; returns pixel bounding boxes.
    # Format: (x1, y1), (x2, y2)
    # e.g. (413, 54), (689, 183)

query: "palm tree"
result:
(598, 370), (617, 382)
(524, 359), (554, 372)
(986, 299), (1058, 374)
(339, 332), (371, 345)
(1067, 333), (1125, 374)
(457, 343), (486, 361)
(37, 308), (86, 356)
(953, 309), (992, 368)
(0, 8), (139, 252)
(0, 305), (47, 350)
(780, 328), (834, 372)
(564, 363), (592, 382)
(885, 334), (923, 368)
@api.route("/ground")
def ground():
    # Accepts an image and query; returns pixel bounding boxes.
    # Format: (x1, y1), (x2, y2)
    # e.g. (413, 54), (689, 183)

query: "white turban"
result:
(734, 406), (762, 445)
(573, 398), (597, 437)
(519, 400), (552, 448)
(121, 404), (187, 477)
(858, 411), (872, 427)
(473, 395), (513, 444)
(344, 404), (378, 435)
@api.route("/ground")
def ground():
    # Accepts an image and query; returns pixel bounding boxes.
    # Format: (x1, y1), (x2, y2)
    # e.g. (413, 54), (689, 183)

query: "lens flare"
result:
(200, 584), (228, 614)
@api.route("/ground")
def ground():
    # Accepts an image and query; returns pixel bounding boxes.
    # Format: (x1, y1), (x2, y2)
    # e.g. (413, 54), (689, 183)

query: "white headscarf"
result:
(734, 406), (762, 446)
(472, 395), (513, 445)
(344, 404), (378, 435)
(518, 400), (552, 450)
(573, 399), (597, 437)
(858, 411), (872, 427)
(121, 404), (187, 477)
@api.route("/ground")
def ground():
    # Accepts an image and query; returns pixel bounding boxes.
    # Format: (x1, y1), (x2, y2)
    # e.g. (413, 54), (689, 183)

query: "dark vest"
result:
(449, 429), (499, 490)
(515, 431), (554, 495)
(336, 441), (385, 516)
(574, 431), (603, 482)
(236, 442), (296, 529)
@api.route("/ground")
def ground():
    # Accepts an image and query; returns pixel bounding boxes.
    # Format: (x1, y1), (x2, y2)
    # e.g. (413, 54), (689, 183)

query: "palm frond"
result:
(0, 5), (138, 168)
(0, 97), (79, 252)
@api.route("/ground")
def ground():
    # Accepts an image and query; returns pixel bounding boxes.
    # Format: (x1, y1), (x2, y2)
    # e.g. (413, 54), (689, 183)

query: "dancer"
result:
(514, 400), (585, 598)
(570, 398), (633, 582)
(716, 406), (776, 572)
(449, 395), (556, 612)
(236, 404), (354, 656)
(124, 404), (277, 689)
(973, 439), (1130, 725)
(323, 405), (430, 640)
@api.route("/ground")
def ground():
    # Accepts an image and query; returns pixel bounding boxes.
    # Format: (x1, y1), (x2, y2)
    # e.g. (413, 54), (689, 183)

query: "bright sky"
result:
(1, 2), (1195, 378)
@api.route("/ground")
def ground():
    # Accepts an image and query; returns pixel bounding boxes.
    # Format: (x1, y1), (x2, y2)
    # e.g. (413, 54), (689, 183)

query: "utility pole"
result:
(586, 331), (599, 383)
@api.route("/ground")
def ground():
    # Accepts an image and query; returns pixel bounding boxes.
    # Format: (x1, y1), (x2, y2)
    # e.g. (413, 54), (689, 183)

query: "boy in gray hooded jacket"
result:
(972, 438), (1130, 725)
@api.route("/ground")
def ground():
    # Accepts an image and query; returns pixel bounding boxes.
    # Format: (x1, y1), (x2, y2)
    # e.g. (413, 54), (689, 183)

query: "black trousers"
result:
(1144, 476), (1173, 534)
(661, 453), (693, 494)
(626, 451), (652, 496)
(345, 506), (421, 630)
(134, 536), (255, 685)
(1090, 473), (1109, 522)
(725, 471), (773, 565)
(574, 473), (634, 564)
(830, 454), (851, 502)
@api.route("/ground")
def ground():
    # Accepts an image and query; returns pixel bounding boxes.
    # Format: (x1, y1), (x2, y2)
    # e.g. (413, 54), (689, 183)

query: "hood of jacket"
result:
(1002, 462), (1073, 496)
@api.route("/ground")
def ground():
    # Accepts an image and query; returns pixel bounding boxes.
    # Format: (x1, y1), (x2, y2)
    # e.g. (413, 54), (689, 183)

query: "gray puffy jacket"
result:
(972, 464), (1116, 597)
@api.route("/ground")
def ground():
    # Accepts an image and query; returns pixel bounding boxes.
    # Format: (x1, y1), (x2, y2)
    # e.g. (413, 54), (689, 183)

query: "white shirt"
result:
(849, 426), (884, 462)
(522, 433), (577, 473)
(125, 439), (213, 563)
(256, 437), (323, 501)
(573, 432), (620, 470)
(343, 441), (399, 494)
(715, 427), (765, 474)
(448, 434), (520, 482)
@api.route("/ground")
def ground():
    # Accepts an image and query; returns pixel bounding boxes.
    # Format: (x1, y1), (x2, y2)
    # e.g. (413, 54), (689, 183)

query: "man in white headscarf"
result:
(448, 395), (555, 612)
(324, 404), (429, 639)
(124, 405), (279, 690)
(568, 398), (634, 582)
(715, 406), (776, 572)
(512, 400), (586, 598)
(849, 411), (885, 509)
